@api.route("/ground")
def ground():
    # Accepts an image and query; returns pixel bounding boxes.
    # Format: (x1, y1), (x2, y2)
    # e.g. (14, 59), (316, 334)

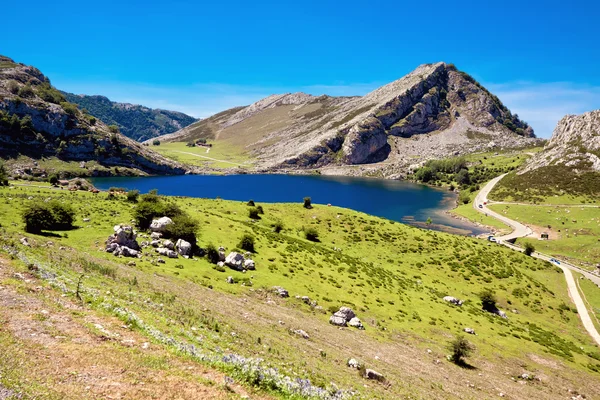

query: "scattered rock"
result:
(348, 317), (365, 330)
(364, 369), (385, 382)
(272, 286), (289, 298)
(347, 358), (361, 369)
(464, 327), (476, 335)
(175, 238), (192, 256)
(20, 237), (30, 247)
(156, 247), (178, 258)
(443, 296), (463, 306)
(150, 232), (162, 240)
(225, 252), (245, 271)
(226, 276), (234, 284)
(301, 296), (311, 304)
(292, 329), (310, 339)
(83, 217), (90, 222)
(329, 315), (347, 327)
(163, 239), (174, 250)
(244, 259), (256, 270)
(149, 216), (173, 232)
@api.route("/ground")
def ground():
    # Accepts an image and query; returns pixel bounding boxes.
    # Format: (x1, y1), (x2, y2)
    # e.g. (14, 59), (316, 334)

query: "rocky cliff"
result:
(154, 62), (538, 178)
(522, 110), (600, 173)
(61, 92), (198, 142)
(0, 55), (188, 176)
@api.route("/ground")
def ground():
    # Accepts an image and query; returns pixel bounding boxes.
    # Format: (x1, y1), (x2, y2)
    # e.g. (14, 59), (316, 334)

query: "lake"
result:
(91, 174), (488, 236)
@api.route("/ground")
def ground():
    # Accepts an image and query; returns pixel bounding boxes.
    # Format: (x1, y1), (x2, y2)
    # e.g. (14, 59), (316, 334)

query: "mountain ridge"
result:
(61, 91), (198, 142)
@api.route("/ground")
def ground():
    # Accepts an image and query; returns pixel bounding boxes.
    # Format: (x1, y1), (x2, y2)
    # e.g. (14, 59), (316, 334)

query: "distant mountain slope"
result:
(153, 62), (539, 178)
(492, 110), (600, 201)
(0, 55), (187, 176)
(62, 92), (197, 142)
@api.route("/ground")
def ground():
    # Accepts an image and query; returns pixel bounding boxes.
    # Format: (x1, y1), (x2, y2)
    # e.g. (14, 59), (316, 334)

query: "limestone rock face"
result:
(523, 110), (600, 173)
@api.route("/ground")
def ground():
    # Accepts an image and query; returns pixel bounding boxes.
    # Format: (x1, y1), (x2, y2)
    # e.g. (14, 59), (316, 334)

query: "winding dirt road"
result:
(474, 175), (600, 346)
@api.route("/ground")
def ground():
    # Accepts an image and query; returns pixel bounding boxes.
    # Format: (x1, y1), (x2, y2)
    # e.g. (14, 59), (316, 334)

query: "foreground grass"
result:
(0, 184), (599, 398)
(488, 203), (600, 269)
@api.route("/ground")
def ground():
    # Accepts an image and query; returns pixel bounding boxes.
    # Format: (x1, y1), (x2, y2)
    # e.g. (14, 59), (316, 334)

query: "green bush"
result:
(479, 288), (497, 311)
(163, 215), (199, 249)
(272, 220), (284, 233)
(48, 174), (59, 185)
(248, 207), (260, 219)
(304, 227), (319, 242)
(126, 190), (139, 203)
(22, 200), (75, 233)
(152, 139), (161, 146)
(7, 80), (19, 94)
(303, 197), (312, 209)
(238, 234), (256, 253)
(108, 125), (119, 133)
(60, 102), (78, 116)
(448, 335), (474, 364)
(0, 162), (8, 186)
(206, 244), (220, 264)
(132, 194), (183, 230)
(256, 205), (264, 214)
(246, 199), (255, 206)
(458, 191), (471, 204)
(524, 242), (535, 256)
(36, 82), (65, 104)
(18, 85), (35, 98)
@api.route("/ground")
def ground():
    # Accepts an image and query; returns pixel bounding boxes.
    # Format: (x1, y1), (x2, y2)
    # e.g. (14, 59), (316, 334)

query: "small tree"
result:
(126, 190), (140, 203)
(303, 197), (312, 209)
(449, 335), (474, 365)
(524, 242), (535, 256)
(0, 162), (9, 186)
(272, 220), (284, 233)
(238, 234), (255, 253)
(152, 139), (161, 146)
(108, 124), (119, 133)
(246, 199), (255, 207)
(248, 207), (260, 219)
(256, 205), (264, 215)
(479, 288), (497, 312)
(163, 215), (199, 249)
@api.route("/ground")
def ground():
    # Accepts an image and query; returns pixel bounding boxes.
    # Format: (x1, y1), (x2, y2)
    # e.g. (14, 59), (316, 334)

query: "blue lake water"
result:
(91, 174), (488, 236)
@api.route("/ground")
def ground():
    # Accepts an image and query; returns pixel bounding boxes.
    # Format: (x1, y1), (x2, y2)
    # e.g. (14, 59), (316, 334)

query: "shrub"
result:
(163, 215), (199, 249)
(248, 207), (260, 219)
(246, 199), (255, 206)
(7, 80), (19, 94)
(238, 234), (255, 253)
(126, 190), (139, 203)
(479, 288), (497, 311)
(22, 201), (75, 233)
(60, 102), (78, 116)
(524, 242), (535, 256)
(448, 335), (474, 365)
(303, 197), (312, 209)
(108, 125), (119, 133)
(152, 139), (161, 146)
(0, 162), (8, 186)
(206, 244), (220, 264)
(304, 227), (319, 242)
(256, 205), (264, 214)
(36, 83), (65, 104)
(89, 116), (97, 125)
(458, 191), (471, 204)
(132, 195), (183, 230)
(272, 220), (284, 233)
(18, 85), (35, 98)
(48, 174), (59, 185)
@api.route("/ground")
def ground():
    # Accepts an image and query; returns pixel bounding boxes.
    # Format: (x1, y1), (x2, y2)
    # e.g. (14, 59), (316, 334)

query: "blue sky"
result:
(3, 0), (599, 137)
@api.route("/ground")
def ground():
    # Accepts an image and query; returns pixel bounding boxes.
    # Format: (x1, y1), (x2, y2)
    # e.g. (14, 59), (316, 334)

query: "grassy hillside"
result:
(150, 141), (253, 170)
(0, 184), (599, 399)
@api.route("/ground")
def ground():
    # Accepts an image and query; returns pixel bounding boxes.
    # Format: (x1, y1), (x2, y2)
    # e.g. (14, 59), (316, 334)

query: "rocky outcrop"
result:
(523, 110), (600, 173)
(0, 55), (188, 176)
(105, 225), (141, 257)
(150, 217), (173, 232)
(329, 307), (363, 329)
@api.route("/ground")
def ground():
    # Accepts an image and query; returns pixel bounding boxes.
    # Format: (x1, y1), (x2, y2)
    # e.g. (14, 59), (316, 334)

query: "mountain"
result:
(153, 62), (539, 178)
(492, 110), (600, 201)
(62, 92), (198, 142)
(0, 55), (187, 176)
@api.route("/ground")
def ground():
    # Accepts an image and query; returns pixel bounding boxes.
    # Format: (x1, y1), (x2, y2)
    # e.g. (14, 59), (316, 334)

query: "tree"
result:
(163, 215), (199, 249)
(456, 169), (470, 186)
(108, 125), (119, 133)
(0, 162), (8, 186)
(272, 220), (284, 233)
(478, 288), (497, 312)
(524, 242), (535, 256)
(448, 336), (474, 365)
(152, 139), (161, 146)
(303, 197), (312, 209)
(238, 234), (255, 253)
(458, 191), (471, 205)
(248, 207), (260, 219)
(415, 166), (434, 183)
(22, 201), (75, 233)
(246, 199), (255, 207)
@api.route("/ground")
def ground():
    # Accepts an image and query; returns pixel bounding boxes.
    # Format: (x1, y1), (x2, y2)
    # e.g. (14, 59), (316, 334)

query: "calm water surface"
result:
(92, 174), (488, 236)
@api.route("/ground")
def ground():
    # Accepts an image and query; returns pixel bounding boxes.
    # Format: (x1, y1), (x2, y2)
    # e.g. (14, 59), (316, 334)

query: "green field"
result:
(450, 203), (510, 234)
(151, 141), (254, 169)
(1, 184), (599, 398)
(488, 203), (600, 269)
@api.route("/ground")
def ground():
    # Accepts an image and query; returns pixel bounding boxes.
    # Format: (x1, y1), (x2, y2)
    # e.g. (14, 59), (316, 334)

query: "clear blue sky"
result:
(3, 0), (599, 137)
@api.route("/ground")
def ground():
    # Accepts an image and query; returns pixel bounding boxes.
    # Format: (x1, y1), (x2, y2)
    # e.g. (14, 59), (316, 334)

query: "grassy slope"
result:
(150, 142), (253, 170)
(0, 185), (599, 398)
(488, 204), (600, 269)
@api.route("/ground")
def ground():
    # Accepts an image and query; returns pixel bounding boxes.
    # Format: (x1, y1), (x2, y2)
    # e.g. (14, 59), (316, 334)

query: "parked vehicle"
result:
(549, 258), (561, 265)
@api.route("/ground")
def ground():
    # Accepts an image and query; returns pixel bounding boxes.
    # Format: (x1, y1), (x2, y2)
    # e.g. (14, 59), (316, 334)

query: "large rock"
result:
(162, 239), (175, 250)
(272, 286), (289, 298)
(365, 369), (385, 382)
(150, 217), (173, 232)
(329, 315), (347, 327)
(334, 306), (356, 321)
(244, 259), (255, 270)
(107, 225), (140, 251)
(443, 296), (463, 306)
(156, 247), (178, 258)
(176, 239), (192, 256)
(348, 317), (365, 330)
(225, 252), (245, 271)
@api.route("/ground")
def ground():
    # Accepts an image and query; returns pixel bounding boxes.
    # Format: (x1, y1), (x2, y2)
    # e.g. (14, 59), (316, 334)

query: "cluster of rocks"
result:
(148, 236), (192, 259)
(217, 251), (255, 272)
(272, 286), (289, 298)
(105, 225), (141, 258)
(329, 307), (364, 329)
